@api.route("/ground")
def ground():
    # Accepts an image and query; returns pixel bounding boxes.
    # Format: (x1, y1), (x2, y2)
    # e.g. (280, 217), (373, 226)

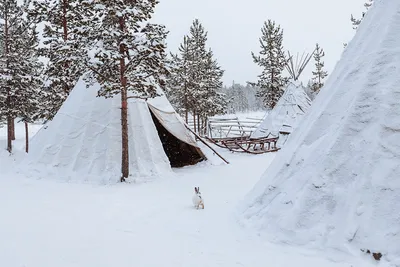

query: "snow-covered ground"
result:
(0, 122), (372, 267)
(0, 122), (44, 171)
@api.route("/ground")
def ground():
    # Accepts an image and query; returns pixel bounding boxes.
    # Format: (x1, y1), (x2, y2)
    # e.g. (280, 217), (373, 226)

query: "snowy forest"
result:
(0, 0), (371, 174)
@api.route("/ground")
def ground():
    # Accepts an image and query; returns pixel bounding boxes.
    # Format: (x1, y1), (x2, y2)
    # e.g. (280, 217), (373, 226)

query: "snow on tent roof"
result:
(21, 77), (206, 184)
(251, 82), (311, 138)
(147, 86), (176, 113)
(239, 0), (400, 264)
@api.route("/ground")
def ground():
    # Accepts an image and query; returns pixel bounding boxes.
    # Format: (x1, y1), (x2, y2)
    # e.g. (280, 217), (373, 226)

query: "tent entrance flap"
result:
(149, 109), (205, 168)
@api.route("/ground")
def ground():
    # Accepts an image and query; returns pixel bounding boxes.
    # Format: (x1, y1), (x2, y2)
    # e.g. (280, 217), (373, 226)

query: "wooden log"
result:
(185, 125), (229, 164)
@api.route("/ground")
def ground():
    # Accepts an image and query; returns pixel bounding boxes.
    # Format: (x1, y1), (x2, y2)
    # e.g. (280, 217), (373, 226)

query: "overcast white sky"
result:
(152, 0), (367, 86)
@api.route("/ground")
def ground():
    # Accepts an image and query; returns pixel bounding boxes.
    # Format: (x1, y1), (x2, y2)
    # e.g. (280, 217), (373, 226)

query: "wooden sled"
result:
(205, 136), (280, 154)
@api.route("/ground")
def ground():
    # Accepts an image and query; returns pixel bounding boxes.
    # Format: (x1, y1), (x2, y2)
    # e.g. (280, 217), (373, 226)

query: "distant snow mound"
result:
(239, 0), (400, 264)
(251, 82), (311, 146)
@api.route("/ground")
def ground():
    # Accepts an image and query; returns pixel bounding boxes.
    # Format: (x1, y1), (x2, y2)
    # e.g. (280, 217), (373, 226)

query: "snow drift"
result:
(20, 78), (205, 184)
(239, 0), (400, 265)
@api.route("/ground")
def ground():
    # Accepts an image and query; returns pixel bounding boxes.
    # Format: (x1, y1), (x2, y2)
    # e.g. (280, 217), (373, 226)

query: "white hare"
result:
(192, 187), (204, 209)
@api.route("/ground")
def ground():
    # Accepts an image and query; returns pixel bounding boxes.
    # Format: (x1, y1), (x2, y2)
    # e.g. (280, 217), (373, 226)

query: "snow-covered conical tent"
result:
(21, 78), (206, 184)
(251, 82), (311, 146)
(240, 0), (400, 264)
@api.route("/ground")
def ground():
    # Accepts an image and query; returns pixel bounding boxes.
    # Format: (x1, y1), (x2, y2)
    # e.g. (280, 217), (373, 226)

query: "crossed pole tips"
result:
(285, 49), (316, 82)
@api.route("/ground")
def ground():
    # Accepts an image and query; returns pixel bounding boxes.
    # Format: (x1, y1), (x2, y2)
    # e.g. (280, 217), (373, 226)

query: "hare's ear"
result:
(194, 187), (197, 193)
(197, 187), (200, 192)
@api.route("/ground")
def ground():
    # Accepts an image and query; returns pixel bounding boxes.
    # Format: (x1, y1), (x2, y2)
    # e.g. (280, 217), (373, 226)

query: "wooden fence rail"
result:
(186, 116), (263, 138)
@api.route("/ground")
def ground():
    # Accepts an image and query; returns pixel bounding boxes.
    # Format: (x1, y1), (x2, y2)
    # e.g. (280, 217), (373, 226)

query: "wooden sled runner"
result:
(205, 136), (280, 154)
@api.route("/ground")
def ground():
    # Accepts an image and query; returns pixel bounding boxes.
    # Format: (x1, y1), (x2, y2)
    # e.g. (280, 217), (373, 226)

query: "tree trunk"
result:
(193, 111), (196, 134)
(62, 0), (68, 41)
(119, 17), (129, 182)
(62, 0), (69, 94)
(201, 116), (207, 136)
(11, 118), (15, 140)
(25, 121), (29, 153)
(197, 114), (201, 135)
(184, 82), (188, 123)
(200, 116), (203, 136)
(7, 117), (12, 153)
(204, 117), (209, 136)
(5, 9), (12, 153)
(120, 83), (129, 182)
(318, 72), (321, 86)
(318, 64), (322, 92)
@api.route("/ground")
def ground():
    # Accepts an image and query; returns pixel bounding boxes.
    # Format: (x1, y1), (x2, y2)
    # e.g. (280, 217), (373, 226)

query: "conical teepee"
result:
(251, 82), (312, 147)
(240, 0), (400, 263)
(21, 77), (206, 184)
(251, 48), (314, 144)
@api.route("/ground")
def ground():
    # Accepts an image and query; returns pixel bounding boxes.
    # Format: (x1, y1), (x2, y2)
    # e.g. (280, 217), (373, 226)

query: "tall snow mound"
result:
(20, 78), (172, 184)
(239, 0), (400, 264)
(251, 82), (311, 139)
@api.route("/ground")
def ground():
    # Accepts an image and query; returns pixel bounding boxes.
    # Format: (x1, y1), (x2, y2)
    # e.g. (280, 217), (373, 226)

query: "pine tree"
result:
(167, 19), (226, 133)
(310, 43), (328, 95)
(15, 26), (43, 154)
(0, 0), (43, 153)
(29, 0), (90, 120)
(186, 19), (209, 129)
(345, 0), (375, 48)
(0, 24), (4, 129)
(350, 14), (362, 30)
(304, 79), (316, 100)
(80, 0), (168, 181)
(167, 36), (194, 122)
(229, 83), (248, 112)
(191, 21), (226, 134)
(246, 84), (264, 111)
(351, 0), (374, 30)
(251, 20), (288, 109)
(199, 48), (226, 118)
(220, 82), (265, 113)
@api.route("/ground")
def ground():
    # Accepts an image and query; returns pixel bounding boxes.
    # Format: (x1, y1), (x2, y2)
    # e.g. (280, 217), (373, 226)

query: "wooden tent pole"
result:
(185, 124), (229, 164)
